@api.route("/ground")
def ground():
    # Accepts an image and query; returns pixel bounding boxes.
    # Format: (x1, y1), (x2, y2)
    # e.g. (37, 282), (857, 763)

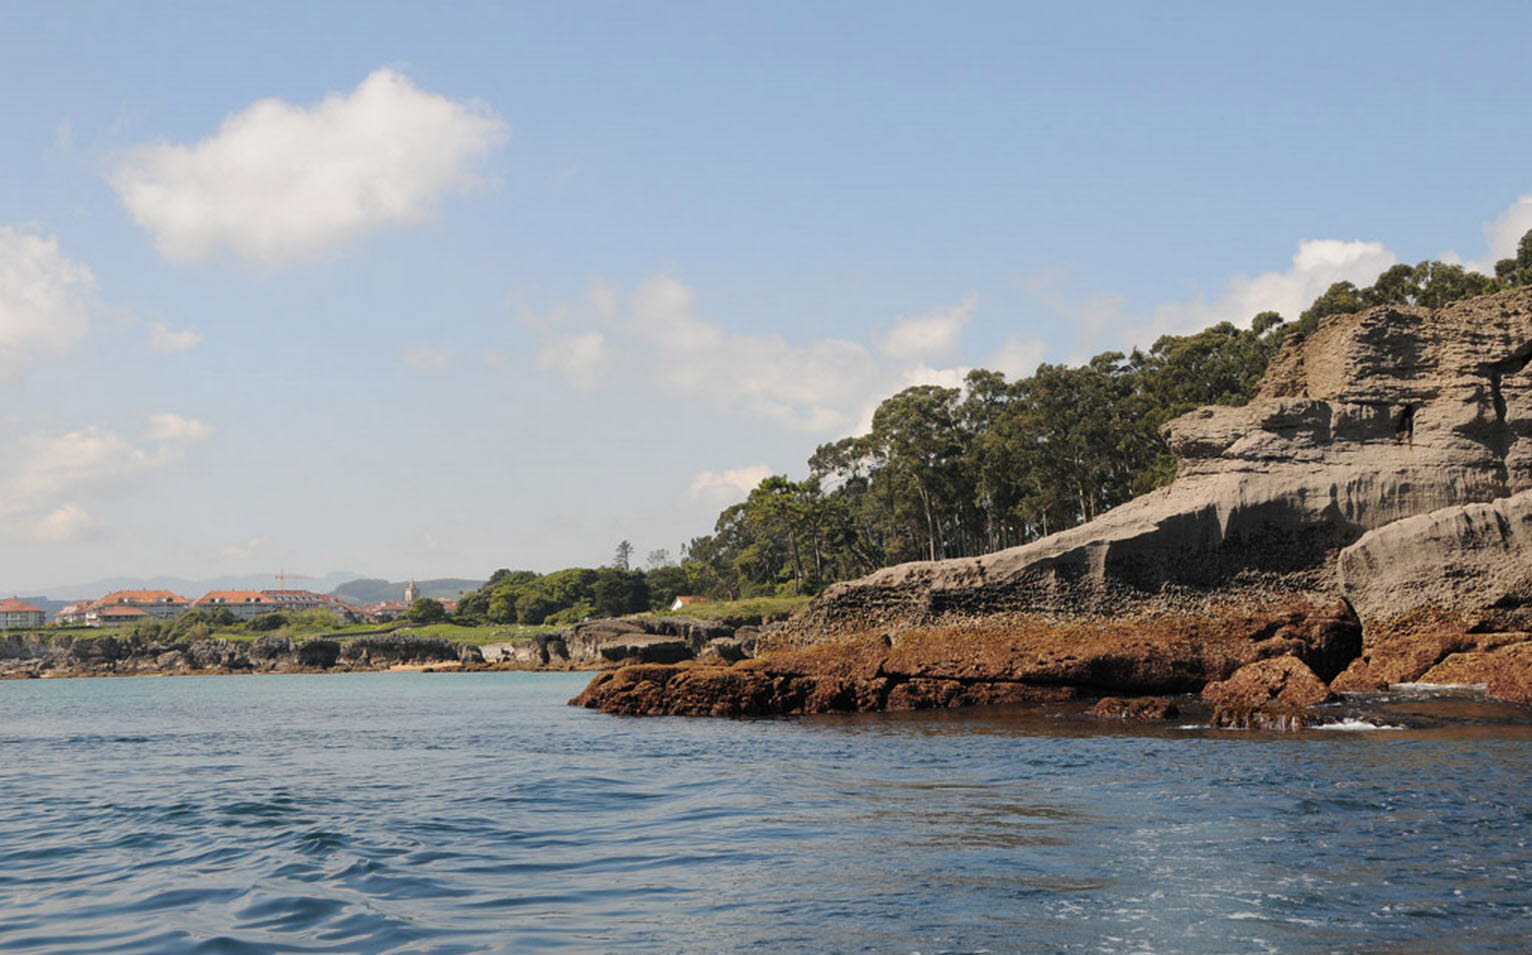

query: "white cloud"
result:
(110, 68), (507, 265)
(622, 278), (881, 431)
(33, 503), (100, 543)
(0, 227), (96, 378)
(631, 275), (721, 348)
(1030, 239), (1400, 358)
(0, 415), (214, 541)
(880, 296), (974, 360)
(147, 321), (202, 353)
(401, 344), (452, 374)
(902, 364), (971, 389)
(221, 536), (266, 559)
(988, 335), (1047, 379)
(1483, 195), (1532, 265)
(537, 331), (609, 390)
(1148, 239), (1397, 339)
(518, 279), (1002, 434)
(146, 412), (214, 445)
(689, 466), (773, 503)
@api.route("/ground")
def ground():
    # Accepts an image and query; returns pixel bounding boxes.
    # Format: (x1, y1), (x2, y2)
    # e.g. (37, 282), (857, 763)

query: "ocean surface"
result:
(1, 673), (1530, 953)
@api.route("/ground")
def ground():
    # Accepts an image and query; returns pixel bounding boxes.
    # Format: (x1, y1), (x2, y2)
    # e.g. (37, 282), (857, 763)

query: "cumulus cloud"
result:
(0, 414), (214, 540)
(33, 504), (100, 543)
(537, 331), (609, 391)
(623, 276), (881, 431)
(518, 279), (1001, 433)
(1029, 239), (1400, 357)
(1482, 195), (1532, 265)
(880, 297), (975, 360)
(0, 226), (96, 378)
(401, 344), (452, 374)
(988, 335), (1048, 379)
(110, 68), (507, 265)
(147, 321), (202, 353)
(689, 466), (773, 503)
(1148, 239), (1397, 339)
(221, 536), (266, 560)
(146, 412), (214, 445)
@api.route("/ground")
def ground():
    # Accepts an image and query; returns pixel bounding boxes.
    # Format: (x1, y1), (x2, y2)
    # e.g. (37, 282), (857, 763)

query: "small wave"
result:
(1388, 682), (1488, 692)
(1313, 718), (1404, 732)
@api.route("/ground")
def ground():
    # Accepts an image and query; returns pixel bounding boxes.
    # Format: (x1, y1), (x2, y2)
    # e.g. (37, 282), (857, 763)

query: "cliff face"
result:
(573, 287), (1532, 719)
(792, 286), (1532, 635)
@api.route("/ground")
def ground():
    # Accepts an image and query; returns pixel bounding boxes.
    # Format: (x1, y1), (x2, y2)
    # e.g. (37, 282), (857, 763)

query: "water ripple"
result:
(1, 672), (1530, 952)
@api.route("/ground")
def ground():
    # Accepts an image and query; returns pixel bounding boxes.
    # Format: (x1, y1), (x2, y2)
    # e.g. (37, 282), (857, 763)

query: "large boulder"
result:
(562, 616), (731, 666)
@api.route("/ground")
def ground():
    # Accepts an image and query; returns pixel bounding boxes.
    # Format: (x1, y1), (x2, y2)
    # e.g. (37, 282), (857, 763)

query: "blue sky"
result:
(3, 1), (1532, 591)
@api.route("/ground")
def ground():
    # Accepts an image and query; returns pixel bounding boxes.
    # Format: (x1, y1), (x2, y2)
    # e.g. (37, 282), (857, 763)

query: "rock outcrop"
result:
(482, 616), (762, 668)
(790, 287), (1532, 635)
(0, 632), (472, 678)
(572, 600), (1359, 717)
(576, 287), (1532, 718)
(1202, 656), (1331, 728)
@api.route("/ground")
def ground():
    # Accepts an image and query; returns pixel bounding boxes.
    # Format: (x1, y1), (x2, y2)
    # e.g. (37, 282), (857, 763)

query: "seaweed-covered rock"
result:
(1085, 696), (1180, 721)
(1202, 656), (1330, 729)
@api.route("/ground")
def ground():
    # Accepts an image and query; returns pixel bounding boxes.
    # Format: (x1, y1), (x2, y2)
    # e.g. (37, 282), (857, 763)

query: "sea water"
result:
(1, 672), (1530, 952)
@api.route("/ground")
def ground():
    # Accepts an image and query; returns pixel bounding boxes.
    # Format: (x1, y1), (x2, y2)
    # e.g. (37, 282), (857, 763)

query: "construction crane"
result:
(273, 569), (316, 592)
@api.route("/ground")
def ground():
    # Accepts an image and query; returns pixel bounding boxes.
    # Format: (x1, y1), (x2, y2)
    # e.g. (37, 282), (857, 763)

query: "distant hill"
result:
(329, 578), (484, 605)
(20, 571), (366, 602)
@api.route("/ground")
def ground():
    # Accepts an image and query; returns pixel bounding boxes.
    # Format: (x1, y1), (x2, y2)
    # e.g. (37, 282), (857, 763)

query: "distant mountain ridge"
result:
(329, 578), (484, 605)
(20, 571), (367, 603)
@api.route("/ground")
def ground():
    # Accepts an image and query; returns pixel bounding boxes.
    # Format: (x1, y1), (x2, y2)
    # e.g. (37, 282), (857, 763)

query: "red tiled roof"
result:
(0, 598), (42, 613)
(91, 590), (189, 608)
(97, 606), (150, 618)
(193, 591), (269, 605)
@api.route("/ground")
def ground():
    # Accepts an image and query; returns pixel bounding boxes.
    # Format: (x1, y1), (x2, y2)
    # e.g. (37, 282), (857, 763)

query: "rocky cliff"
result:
(576, 287), (1532, 719)
(790, 286), (1532, 633)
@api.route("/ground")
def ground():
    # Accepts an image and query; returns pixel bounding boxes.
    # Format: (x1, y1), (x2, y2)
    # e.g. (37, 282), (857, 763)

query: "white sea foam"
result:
(1313, 718), (1405, 732)
(1389, 682), (1488, 692)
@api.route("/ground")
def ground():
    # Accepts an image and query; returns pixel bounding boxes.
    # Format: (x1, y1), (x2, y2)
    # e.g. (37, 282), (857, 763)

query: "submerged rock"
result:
(1085, 696), (1180, 721)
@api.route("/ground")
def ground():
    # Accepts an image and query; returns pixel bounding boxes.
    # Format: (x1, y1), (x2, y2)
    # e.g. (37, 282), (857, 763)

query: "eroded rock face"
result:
(1339, 492), (1532, 621)
(792, 288), (1532, 635)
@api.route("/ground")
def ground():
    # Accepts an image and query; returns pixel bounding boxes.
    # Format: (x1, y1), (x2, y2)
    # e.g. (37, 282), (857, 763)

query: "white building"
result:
(0, 598), (45, 629)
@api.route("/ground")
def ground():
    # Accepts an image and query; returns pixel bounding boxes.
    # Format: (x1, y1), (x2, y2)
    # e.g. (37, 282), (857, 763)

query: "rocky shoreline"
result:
(0, 615), (774, 681)
(16, 291), (1532, 729)
(571, 288), (1532, 726)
